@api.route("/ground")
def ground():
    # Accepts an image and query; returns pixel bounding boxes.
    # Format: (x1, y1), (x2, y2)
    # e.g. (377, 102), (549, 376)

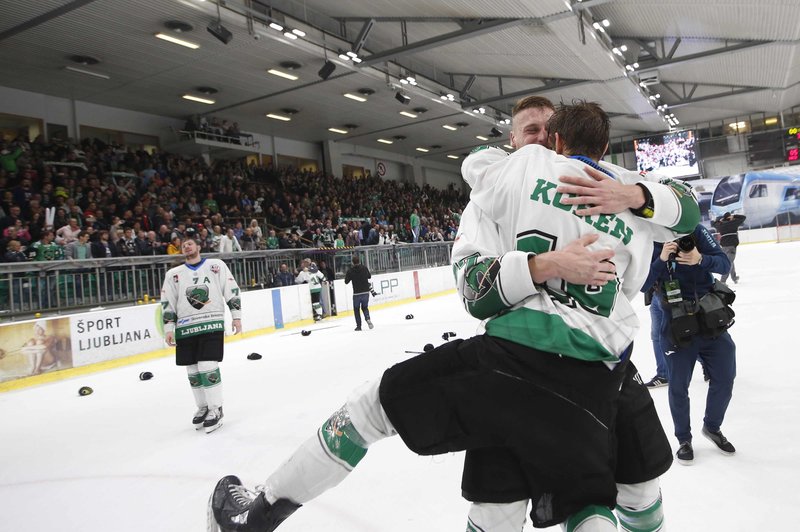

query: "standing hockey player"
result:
(208, 102), (699, 531)
(161, 237), (242, 434)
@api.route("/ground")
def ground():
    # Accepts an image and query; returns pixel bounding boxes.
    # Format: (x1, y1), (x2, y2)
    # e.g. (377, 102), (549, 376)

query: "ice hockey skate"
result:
(207, 475), (300, 531)
(203, 406), (224, 434)
(193, 406), (209, 430)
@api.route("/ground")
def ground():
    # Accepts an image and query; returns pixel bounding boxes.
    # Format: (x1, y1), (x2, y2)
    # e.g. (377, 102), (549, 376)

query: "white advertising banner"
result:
(69, 304), (164, 367)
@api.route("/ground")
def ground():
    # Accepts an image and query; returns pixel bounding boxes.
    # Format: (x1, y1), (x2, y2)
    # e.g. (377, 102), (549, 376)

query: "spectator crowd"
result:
(1, 135), (467, 271)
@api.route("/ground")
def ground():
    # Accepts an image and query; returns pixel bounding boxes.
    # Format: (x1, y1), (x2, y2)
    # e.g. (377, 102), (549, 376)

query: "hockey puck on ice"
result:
(247, 352), (262, 360)
(405, 314), (414, 320)
(423, 343), (435, 352)
(78, 386), (93, 396)
(139, 371), (153, 381)
(301, 330), (311, 336)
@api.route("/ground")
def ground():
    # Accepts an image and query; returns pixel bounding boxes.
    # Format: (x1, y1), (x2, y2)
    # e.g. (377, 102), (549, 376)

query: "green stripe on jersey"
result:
(485, 307), (617, 362)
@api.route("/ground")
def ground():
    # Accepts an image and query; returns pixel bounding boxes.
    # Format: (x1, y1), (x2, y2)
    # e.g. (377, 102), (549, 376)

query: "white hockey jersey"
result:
(160, 258), (242, 340)
(453, 145), (699, 364)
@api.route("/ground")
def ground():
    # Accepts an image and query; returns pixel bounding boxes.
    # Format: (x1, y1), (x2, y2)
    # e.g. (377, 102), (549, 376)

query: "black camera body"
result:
(669, 234), (696, 261)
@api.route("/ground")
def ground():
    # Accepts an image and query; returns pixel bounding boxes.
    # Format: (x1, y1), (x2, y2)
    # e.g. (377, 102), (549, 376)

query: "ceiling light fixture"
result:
(476, 135), (489, 141)
(64, 66), (110, 80)
(155, 33), (199, 49)
(504, 144), (514, 150)
(269, 22), (284, 31)
(292, 28), (306, 37)
(328, 127), (349, 134)
(442, 125), (457, 131)
(377, 138), (393, 144)
(399, 111), (417, 118)
(266, 113), (291, 121)
(343, 93), (367, 102)
(267, 69), (298, 80)
(283, 31), (298, 40)
(182, 94), (215, 104)
(416, 147), (429, 153)
(447, 155), (459, 159)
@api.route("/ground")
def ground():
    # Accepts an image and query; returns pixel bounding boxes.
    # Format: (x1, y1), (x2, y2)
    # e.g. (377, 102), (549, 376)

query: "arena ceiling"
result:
(1, 0), (799, 164)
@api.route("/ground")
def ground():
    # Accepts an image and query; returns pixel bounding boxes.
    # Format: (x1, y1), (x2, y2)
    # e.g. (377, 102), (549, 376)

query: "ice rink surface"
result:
(2, 241), (799, 531)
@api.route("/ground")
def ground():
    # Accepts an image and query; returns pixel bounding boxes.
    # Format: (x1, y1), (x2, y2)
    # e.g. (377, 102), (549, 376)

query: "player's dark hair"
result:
(352, 255), (360, 265)
(546, 100), (609, 161)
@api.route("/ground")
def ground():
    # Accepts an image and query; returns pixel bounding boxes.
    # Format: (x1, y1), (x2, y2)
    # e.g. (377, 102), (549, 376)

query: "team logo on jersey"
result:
(210, 264), (220, 274)
(185, 285), (211, 310)
(173, 274), (179, 283)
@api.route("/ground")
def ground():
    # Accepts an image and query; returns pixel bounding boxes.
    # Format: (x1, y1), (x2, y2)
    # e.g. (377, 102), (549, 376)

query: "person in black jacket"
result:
(711, 212), (746, 284)
(344, 255), (372, 331)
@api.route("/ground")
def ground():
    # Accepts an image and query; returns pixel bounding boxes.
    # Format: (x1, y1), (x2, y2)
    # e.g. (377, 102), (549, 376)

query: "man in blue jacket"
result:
(642, 224), (736, 465)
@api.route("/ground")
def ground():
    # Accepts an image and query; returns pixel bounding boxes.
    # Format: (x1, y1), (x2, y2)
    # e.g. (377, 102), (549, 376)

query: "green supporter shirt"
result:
(202, 198), (219, 214)
(32, 241), (65, 261)
(266, 236), (279, 249)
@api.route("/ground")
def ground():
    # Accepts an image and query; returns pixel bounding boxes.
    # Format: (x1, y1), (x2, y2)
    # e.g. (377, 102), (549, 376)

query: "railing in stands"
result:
(0, 242), (454, 321)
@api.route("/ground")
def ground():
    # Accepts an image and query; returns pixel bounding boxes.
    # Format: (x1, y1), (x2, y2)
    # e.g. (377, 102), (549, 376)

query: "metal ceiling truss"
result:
(0, 0), (99, 42)
(660, 84), (773, 110)
(630, 38), (777, 73)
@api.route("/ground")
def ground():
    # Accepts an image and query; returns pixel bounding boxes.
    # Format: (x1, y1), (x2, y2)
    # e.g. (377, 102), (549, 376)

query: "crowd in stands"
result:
(0, 135), (468, 273)
(182, 116), (246, 144)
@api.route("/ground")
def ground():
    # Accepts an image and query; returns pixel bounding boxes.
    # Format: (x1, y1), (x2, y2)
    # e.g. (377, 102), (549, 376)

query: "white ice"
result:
(2, 241), (799, 531)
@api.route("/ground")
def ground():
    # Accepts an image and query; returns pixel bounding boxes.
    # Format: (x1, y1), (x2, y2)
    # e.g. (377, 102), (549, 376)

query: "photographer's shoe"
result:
(702, 427), (736, 455)
(645, 376), (668, 388)
(367, 320), (373, 330)
(676, 441), (694, 465)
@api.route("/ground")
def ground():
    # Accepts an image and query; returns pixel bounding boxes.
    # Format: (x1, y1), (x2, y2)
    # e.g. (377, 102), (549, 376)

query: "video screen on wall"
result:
(634, 130), (700, 178)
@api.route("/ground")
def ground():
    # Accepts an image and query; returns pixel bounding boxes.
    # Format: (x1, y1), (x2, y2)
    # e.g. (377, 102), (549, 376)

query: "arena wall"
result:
(0, 266), (457, 391)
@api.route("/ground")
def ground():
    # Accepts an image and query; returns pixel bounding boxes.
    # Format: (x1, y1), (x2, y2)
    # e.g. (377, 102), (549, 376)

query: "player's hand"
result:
(660, 242), (678, 262)
(165, 331), (176, 346)
(232, 319), (242, 335)
(556, 167), (645, 215)
(531, 234), (616, 285)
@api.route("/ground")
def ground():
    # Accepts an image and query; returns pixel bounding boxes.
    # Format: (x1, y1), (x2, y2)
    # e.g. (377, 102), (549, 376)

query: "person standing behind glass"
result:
(344, 255), (372, 331)
(642, 224), (735, 465)
(711, 212), (746, 284)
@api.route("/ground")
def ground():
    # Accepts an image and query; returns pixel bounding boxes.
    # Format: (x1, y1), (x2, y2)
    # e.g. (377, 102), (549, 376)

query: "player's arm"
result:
(452, 204), (616, 320)
(559, 165), (701, 238)
(160, 271), (178, 345)
(452, 204), (534, 320)
(219, 262), (243, 330)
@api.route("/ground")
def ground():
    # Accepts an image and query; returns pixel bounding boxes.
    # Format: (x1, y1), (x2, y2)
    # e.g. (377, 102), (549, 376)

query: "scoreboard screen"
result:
(786, 127), (800, 163)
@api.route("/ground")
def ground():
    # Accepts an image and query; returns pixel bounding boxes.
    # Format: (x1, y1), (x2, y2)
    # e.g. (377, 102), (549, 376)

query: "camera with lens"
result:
(668, 234), (696, 261)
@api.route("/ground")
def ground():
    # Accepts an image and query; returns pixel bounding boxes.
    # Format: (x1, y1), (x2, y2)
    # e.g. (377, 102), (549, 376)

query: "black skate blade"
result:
(205, 420), (223, 434)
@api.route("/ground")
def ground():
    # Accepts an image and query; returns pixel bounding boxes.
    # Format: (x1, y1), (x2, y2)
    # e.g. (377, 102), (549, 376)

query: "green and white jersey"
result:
(160, 258), (242, 340)
(453, 145), (699, 365)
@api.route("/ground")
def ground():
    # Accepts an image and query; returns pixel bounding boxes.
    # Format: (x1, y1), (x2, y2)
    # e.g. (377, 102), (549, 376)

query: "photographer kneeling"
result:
(642, 224), (736, 465)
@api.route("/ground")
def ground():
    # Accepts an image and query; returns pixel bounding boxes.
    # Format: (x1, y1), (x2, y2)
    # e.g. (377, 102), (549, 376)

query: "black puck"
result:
(139, 371), (153, 381)
(247, 352), (262, 360)
(423, 343), (434, 352)
(78, 386), (93, 396)
(301, 330), (311, 336)
(405, 314), (414, 320)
